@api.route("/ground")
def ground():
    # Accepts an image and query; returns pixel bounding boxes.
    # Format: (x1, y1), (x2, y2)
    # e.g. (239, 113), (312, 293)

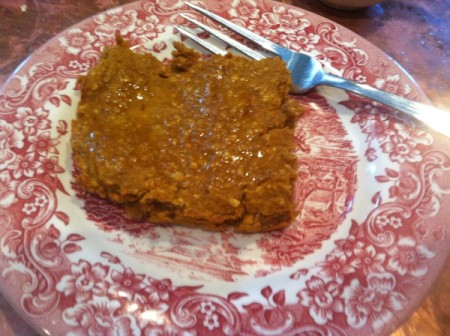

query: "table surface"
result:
(0, 0), (449, 335)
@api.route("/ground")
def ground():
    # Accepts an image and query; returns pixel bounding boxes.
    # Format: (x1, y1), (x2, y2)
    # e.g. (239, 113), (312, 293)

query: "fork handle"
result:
(320, 73), (450, 138)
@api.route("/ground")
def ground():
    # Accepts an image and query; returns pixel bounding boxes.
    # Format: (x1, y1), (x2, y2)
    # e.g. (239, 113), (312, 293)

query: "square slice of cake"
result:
(72, 39), (302, 232)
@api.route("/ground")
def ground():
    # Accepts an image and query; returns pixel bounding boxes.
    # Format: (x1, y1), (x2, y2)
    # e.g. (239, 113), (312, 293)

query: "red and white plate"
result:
(1, 0), (449, 335)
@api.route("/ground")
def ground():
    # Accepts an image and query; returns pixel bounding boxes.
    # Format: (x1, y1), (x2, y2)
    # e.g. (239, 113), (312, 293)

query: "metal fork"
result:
(176, 2), (450, 138)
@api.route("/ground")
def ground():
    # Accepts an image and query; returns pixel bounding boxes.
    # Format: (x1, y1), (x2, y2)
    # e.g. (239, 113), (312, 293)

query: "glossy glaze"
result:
(73, 41), (298, 232)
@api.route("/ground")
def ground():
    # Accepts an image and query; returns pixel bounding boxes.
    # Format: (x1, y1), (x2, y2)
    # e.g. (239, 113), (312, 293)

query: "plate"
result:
(1, 0), (449, 335)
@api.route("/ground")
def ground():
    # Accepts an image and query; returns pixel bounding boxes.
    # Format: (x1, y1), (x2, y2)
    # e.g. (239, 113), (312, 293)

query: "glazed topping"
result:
(72, 39), (302, 232)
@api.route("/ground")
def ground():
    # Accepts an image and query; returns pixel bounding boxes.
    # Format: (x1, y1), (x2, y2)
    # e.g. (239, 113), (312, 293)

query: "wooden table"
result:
(0, 0), (449, 335)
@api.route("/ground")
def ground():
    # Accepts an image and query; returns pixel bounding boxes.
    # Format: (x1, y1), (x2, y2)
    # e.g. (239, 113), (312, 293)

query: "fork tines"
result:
(177, 13), (265, 60)
(177, 2), (286, 60)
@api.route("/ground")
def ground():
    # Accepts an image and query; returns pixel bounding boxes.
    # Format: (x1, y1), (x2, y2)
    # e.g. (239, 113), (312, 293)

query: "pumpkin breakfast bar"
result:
(72, 39), (302, 232)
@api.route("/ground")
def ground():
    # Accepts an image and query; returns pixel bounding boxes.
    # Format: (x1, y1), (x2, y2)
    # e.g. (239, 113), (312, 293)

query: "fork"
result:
(176, 2), (450, 138)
